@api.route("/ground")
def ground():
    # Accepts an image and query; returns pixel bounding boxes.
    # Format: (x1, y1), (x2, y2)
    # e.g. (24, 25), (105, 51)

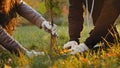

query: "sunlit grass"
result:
(0, 25), (120, 68)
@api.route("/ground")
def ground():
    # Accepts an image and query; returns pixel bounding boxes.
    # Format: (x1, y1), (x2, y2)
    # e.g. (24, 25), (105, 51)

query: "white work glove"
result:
(69, 43), (89, 54)
(26, 50), (45, 58)
(41, 21), (57, 35)
(63, 41), (79, 50)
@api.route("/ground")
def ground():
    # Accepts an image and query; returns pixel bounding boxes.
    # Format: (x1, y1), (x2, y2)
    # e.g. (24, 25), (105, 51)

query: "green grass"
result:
(0, 25), (120, 68)
(13, 26), (69, 51)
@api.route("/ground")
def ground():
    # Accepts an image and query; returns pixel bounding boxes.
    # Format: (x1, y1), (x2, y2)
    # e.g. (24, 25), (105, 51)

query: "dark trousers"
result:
(69, 0), (120, 49)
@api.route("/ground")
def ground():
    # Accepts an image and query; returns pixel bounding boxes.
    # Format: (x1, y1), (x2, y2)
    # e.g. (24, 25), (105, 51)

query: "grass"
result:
(13, 25), (69, 51)
(0, 25), (120, 68)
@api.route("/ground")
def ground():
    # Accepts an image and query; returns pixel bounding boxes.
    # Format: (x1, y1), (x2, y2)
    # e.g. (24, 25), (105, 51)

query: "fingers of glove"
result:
(52, 24), (57, 31)
(51, 24), (57, 35)
(63, 42), (71, 49)
(77, 46), (84, 52)
(79, 43), (89, 51)
(42, 21), (52, 30)
(63, 41), (78, 49)
(44, 27), (57, 37)
(44, 27), (51, 33)
(68, 44), (89, 55)
(69, 45), (84, 54)
(52, 30), (58, 36)
(42, 21), (57, 35)
(41, 21), (51, 33)
(44, 22), (57, 31)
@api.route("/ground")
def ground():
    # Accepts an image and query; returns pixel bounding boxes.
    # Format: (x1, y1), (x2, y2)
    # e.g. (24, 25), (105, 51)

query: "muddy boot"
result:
(0, 26), (44, 57)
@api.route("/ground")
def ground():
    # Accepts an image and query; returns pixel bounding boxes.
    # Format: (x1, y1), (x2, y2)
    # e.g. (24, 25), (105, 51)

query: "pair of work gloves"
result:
(42, 21), (90, 55)
(42, 21), (89, 55)
(63, 41), (89, 54)
(42, 21), (88, 54)
(42, 21), (89, 54)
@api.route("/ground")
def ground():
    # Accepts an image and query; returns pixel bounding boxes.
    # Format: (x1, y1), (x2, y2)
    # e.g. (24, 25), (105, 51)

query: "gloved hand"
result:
(69, 43), (89, 54)
(63, 41), (79, 50)
(41, 21), (57, 36)
(26, 50), (45, 58)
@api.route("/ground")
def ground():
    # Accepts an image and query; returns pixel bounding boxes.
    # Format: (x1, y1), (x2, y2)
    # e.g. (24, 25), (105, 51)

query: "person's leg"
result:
(89, 0), (119, 46)
(84, 0), (120, 49)
(86, 0), (104, 35)
(82, 0), (104, 25)
(68, 0), (84, 43)
(113, 0), (120, 13)
(99, 0), (120, 46)
(90, 0), (104, 25)
(93, 0), (120, 46)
